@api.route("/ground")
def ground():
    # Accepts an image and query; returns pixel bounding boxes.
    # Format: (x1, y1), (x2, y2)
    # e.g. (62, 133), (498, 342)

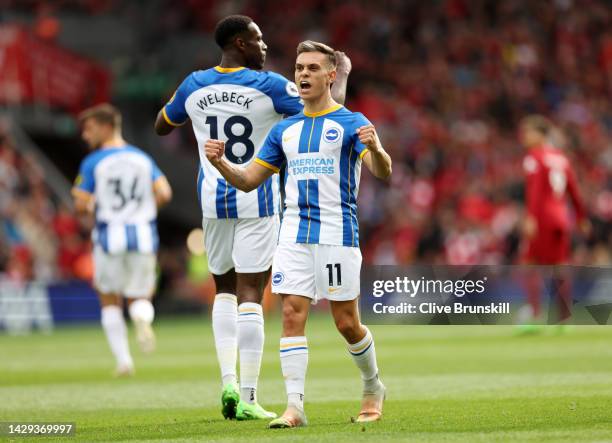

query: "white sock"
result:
(280, 336), (308, 410)
(101, 305), (133, 368)
(212, 293), (238, 386)
(128, 299), (155, 324)
(238, 302), (264, 404)
(347, 326), (382, 393)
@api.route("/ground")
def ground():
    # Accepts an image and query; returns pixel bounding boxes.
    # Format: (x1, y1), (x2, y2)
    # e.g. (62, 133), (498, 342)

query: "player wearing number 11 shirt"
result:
(205, 40), (392, 428)
(154, 15), (351, 421)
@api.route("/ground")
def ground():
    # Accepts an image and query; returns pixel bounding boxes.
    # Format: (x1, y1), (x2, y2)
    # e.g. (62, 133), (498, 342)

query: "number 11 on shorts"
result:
(326, 263), (342, 287)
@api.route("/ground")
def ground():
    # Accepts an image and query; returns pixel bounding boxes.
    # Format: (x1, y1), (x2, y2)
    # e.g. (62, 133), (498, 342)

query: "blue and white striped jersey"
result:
(255, 105), (370, 247)
(74, 145), (164, 254)
(162, 66), (302, 219)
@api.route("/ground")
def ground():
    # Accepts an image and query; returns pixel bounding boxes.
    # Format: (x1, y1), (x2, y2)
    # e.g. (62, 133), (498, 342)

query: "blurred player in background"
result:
(518, 115), (589, 330)
(205, 41), (392, 428)
(73, 104), (172, 376)
(155, 15), (351, 420)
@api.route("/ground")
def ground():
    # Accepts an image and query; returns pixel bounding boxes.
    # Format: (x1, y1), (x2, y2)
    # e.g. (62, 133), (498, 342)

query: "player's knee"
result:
(334, 315), (361, 341)
(236, 280), (264, 303)
(282, 315), (306, 336)
(237, 290), (261, 304)
(282, 303), (306, 335)
(98, 293), (121, 307)
(212, 271), (236, 294)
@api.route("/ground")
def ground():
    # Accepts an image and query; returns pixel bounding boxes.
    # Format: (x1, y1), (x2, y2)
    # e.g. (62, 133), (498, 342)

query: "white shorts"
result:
(202, 216), (279, 275)
(93, 248), (157, 298)
(271, 242), (362, 303)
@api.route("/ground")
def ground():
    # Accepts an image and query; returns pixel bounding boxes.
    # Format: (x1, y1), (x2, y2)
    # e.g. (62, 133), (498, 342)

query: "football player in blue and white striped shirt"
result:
(204, 41), (392, 428)
(73, 104), (172, 377)
(155, 15), (351, 420)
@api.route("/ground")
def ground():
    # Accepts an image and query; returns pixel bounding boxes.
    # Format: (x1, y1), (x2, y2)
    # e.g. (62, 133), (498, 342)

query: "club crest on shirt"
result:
(324, 127), (341, 143)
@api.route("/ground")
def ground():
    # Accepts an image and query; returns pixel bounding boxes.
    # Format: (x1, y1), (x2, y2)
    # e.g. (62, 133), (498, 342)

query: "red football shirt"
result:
(523, 144), (585, 231)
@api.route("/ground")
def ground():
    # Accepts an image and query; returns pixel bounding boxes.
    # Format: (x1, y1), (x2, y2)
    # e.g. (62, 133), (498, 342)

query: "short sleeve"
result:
(74, 156), (96, 194)
(352, 112), (372, 158)
(267, 72), (303, 116)
(139, 151), (165, 181)
(162, 74), (192, 126)
(255, 125), (285, 173)
(151, 159), (164, 181)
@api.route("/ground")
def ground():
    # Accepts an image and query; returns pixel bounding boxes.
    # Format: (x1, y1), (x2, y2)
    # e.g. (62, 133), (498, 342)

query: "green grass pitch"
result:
(2, 315), (612, 442)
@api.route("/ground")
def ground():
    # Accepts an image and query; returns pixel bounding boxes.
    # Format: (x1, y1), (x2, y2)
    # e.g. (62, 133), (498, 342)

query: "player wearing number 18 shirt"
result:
(72, 104), (172, 376)
(154, 15), (351, 421)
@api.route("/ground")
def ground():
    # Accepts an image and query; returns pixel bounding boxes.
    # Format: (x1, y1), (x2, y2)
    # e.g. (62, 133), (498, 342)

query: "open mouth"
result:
(299, 80), (311, 91)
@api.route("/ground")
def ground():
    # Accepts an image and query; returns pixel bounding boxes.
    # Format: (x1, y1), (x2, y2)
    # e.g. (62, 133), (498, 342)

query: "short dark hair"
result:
(78, 103), (122, 129)
(214, 15), (253, 49)
(520, 115), (552, 136)
(297, 40), (337, 68)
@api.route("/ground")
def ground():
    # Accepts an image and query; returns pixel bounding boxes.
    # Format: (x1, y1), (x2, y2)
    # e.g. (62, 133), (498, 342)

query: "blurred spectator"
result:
(0, 130), (90, 282)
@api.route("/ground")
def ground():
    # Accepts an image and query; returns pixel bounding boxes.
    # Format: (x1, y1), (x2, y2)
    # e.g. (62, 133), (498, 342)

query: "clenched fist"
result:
(204, 139), (225, 165)
(356, 125), (382, 153)
(334, 51), (352, 75)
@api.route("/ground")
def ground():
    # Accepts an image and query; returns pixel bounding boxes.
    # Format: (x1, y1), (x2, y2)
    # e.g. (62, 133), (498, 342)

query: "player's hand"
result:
(522, 215), (537, 239)
(357, 125), (382, 153)
(335, 51), (352, 75)
(204, 139), (225, 165)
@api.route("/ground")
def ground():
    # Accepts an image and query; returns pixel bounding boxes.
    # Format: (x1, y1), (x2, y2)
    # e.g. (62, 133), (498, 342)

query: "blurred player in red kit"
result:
(518, 115), (590, 331)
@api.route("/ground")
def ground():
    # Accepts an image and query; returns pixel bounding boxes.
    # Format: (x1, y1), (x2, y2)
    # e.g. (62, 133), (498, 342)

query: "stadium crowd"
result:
(252, 0), (612, 266)
(129, 0), (612, 266)
(0, 128), (91, 282)
(3, 0), (612, 285)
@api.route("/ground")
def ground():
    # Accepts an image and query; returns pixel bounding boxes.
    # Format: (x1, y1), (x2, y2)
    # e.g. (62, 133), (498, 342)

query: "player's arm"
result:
(331, 51), (351, 105)
(71, 188), (95, 215)
(565, 164), (591, 235)
(522, 155), (542, 238)
(358, 125), (392, 181)
(153, 176), (173, 208)
(71, 160), (96, 215)
(149, 158), (173, 207)
(155, 78), (190, 135)
(154, 110), (176, 136)
(155, 105), (188, 136)
(71, 187), (95, 232)
(204, 140), (273, 192)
